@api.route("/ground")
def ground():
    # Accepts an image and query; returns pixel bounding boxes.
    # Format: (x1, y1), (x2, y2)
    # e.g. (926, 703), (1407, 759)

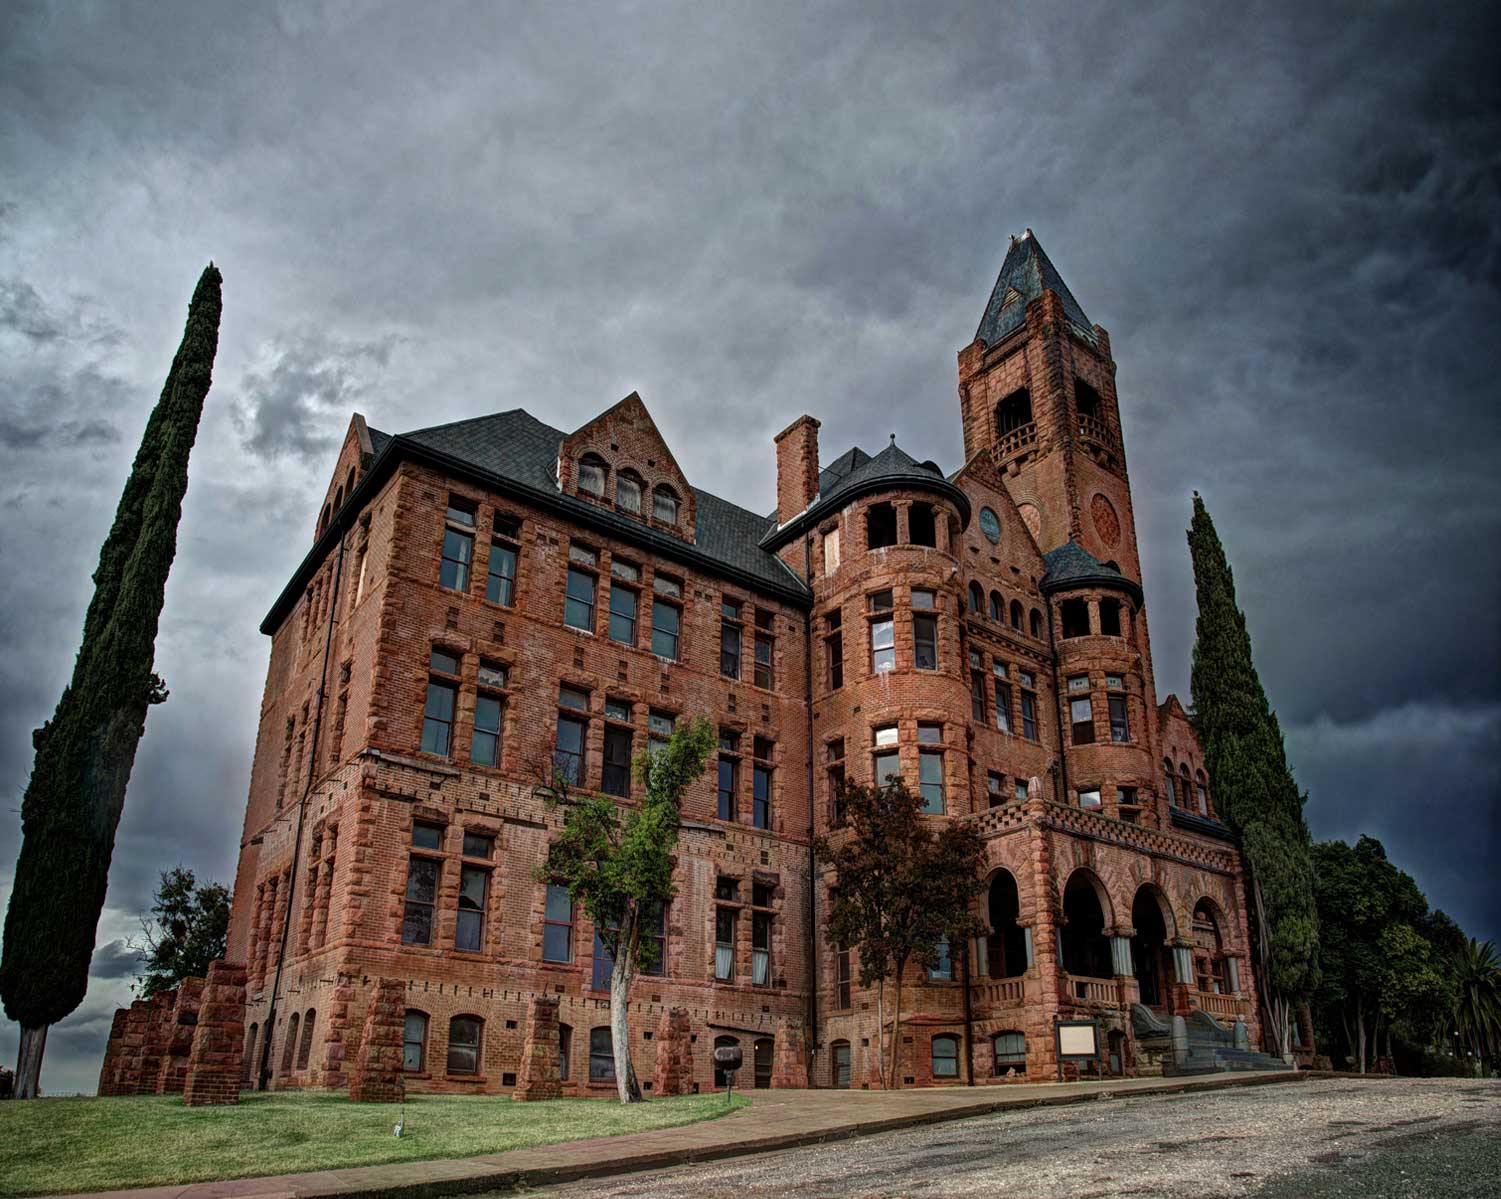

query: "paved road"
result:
(529, 1077), (1500, 1198)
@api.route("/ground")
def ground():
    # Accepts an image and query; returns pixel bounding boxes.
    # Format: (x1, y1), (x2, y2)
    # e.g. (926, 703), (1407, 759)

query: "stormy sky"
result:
(2, 1), (1497, 1094)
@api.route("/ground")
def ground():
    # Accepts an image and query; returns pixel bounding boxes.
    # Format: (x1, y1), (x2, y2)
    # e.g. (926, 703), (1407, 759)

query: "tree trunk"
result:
(15, 1025), (46, 1099)
(874, 978), (886, 1089)
(1356, 1005), (1366, 1074)
(887, 959), (904, 1090)
(609, 915), (642, 1103)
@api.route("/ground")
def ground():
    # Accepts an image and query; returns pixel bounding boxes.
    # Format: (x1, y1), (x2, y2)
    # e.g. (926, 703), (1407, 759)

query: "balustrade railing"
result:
(997, 421), (1037, 459)
(1078, 413), (1113, 446)
(1066, 974), (1120, 1005)
(1193, 990), (1241, 1019)
(973, 977), (1026, 1006)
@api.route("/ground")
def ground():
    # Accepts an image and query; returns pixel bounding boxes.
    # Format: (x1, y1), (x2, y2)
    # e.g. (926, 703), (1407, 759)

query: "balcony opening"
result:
(867, 502), (897, 549)
(908, 503), (937, 547)
(1060, 598), (1090, 639)
(985, 870), (1027, 980)
(1075, 378), (1102, 422)
(1060, 871), (1112, 981)
(995, 388), (1032, 437)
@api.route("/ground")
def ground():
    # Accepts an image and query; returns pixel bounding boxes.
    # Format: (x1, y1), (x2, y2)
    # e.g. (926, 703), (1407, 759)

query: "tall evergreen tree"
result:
(1187, 492), (1319, 1058)
(0, 265), (222, 1097)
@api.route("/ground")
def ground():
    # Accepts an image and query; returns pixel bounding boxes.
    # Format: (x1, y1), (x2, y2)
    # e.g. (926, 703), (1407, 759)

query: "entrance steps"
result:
(1131, 1004), (1287, 1075)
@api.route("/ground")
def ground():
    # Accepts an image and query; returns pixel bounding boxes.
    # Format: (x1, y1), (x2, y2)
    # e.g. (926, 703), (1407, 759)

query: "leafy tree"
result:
(537, 717), (716, 1102)
(0, 265), (222, 1097)
(1453, 937), (1501, 1070)
(129, 867), (231, 999)
(815, 779), (986, 1089)
(1187, 492), (1319, 1057)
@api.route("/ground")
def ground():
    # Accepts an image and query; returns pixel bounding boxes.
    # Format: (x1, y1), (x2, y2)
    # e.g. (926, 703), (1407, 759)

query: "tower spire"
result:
(975, 230), (1092, 348)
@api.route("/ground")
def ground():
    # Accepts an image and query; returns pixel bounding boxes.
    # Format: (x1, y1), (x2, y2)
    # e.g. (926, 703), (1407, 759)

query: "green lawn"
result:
(0, 1090), (750, 1196)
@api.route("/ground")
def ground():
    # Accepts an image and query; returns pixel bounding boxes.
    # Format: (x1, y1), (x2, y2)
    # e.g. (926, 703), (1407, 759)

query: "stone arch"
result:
(1059, 868), (1113, 979)
(983, 868), (1028, 979)
(1131, 884), (1176, 1008)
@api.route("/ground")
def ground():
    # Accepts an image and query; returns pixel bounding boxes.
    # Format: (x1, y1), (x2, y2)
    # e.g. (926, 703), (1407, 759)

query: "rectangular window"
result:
(555, 713), (586, 785)
(1014, 779), (1030, 803)
(471, 693), (503, 767)
(994, 681), (1013, 733)
(559, 685), (589, 710)
(477, 660), (507, 689)
(828, 738), (846, 825)
(651, 597), (681, 659)
(873, 748), (901, 787)
(486, 535), (518, 606)
(607, 581), (638, 644)
(611, 557), (639, 583)
(1019, 675), (1038, 740)
(869, 591), (895, 673)
(715, 907), (735, 980)
(591, 927), (614, 991)
(641, 902), (667, 976)
(602, 723), (633, 796)
(447, 1016), (481, 1075)
(1067, 675), (1091, 693)
(971, 670), (987, 722)
(440, 526), (474, 592)
(542, 884), (573, 962)
(874, 724), (899, 747)
(913, 613), (938, 670)
(823, 526), (840, 573)
(917, 722), (942, 744)
(720, 598), (742, 678)
(752, 911), (772, 986)
(402, 856), (439, 945)
(911, 588), (935, 609)
(569, 543), (598, 567)
(589, 1027), (615, 1082)
(564, 567), (596, 632)
(919, 750), (944, 814)
(412, 821), (443, 851)
(928, 937), (953, 982)
(1108, 693), (1131, 742)
(1071, 696), (1095, 745)
(717, 731), (739, 821)
(653, 572), (682, 599)
(462, 831), (494, 858)
(752, 740), (773, 830)
(987, 772), (1004, 806)
(754, 610), (775, 689)
(403, 1012), (427, 1072)
(455, 864), (489, 952)
(421, 680), (457, 757)
(1078, 788), (1102, 809)
(648, 709), (675, 757)
(826, 608), (844, 690)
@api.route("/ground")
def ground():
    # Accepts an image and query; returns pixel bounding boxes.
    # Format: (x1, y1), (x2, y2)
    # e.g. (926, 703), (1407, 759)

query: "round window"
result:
(978, 506), (1002, 545)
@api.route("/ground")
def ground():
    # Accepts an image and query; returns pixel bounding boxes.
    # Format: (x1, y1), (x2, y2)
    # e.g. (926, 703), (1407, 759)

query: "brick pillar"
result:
(513, 994), (563, 1101)
(348, 977), (405, 1103)
(316, 975), (358, 1089)
(650, 1008), (693, 1097)
(770, 1016), (809, 1089)
(97, 1009), (132, 1096)
(111, 1000), (153, 1095)
(773, 414), (820, 524)
(183, 960), (248, 1106)
(130, 990), (177, 1094)
(156, 978), (207, 1094)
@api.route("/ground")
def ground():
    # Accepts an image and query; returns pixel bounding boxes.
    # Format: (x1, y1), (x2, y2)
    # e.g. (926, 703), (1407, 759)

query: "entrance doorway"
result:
(1131, 886), (1172, 1008)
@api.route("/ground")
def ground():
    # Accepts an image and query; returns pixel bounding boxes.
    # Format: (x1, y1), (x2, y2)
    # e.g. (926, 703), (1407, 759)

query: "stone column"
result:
(348, 977), (405, 1103)
(183, 960), (248, 1106)
(97, 1009), (132, 1096)
(132, 991), (177, 1094)
(650, 1008), (694, 1097)
(1226, 956), (1242, 995)
(315, 975), (358, 1089)
(513, 994), (563, 1101)
(771, 1016), (809, 1088)
(1109, 936), (1134, 978)
(157, 977), (207, 1094)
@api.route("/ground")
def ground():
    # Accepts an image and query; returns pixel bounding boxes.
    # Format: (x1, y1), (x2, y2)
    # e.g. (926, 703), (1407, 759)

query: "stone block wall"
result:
(156, 976), (206, 1094)
(650, 1007), (692, 1097)
(512, 993), (561, 1101)
(182, 960), (247, 1106)
(348, 976), (405, 1103)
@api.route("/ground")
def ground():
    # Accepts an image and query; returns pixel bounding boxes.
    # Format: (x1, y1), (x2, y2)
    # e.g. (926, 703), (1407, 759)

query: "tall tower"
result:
(957, 230), (1140, 582)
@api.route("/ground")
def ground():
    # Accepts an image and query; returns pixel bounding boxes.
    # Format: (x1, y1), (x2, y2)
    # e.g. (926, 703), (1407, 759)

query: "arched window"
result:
(1029, 608), (1044, 639)
(652, 485), (679, 525)
(297, 1008), (316, 1070)
(589, 1026), (615, 1082)
(558, 1023), (572, 1082)
(1195, 770), (1210, 816)
(995, 388), (1032, 437)
(1163, 759), (1177, 806)
(992, 1031), (1026, 1075)
(616, 471), (643, 515)
(281, 1013), (299, 1072)
(578, 454), (607, 496)
(867, 502), (897, 549)
(988, 591), (1002, 621)
(931, 1034), (960, 1078)
(712, 1035), (740, 1087)
(345, 466), (356, 496)
(319, 503), (331, 537)
(1009, 599), (1023, 630)
(1192, 901), (1228, 994)
(447, 1015), (482, 1075)
(908, 503), (937, 547)
(830, 1039), (851, 1088)
(968, 581), (984, 614)
(333, 486), (344, 512)
(403, 1011), (429, 1072)
(1180, 763), (1192, 803)
(242, 1023), (259, 1083)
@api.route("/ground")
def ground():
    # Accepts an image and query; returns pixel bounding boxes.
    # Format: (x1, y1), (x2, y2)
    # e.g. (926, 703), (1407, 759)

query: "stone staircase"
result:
(1131, 1004), (1288, 1075)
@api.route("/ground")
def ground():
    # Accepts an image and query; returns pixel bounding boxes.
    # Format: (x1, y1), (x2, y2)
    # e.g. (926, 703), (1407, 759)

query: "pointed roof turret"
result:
(975, 229), (1093, 347)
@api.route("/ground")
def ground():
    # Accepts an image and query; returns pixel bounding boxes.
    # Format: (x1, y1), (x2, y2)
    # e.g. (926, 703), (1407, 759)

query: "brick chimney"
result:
(774, 415), (821, 525)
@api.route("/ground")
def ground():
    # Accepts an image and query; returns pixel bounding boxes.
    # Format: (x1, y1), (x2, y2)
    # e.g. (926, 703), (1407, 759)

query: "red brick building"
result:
(220, 231), (1266, 1095)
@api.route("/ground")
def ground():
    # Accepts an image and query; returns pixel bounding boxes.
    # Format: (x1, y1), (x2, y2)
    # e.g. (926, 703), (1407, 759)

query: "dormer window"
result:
(616, 472), (643, 514)
(653, 485), (679, 525)
(578, 456), (607, 497)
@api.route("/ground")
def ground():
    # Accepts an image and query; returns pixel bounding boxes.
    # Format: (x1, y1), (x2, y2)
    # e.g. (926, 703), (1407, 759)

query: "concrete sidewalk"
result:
(52, 1071), (1307, 1199)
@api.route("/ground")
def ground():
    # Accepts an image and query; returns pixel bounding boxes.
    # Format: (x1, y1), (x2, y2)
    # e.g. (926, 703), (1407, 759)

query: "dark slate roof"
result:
(398, 409), (801, 595)
(367, 426), (391, 458)
(822, 441), (933, 505)
(1040, 539), (1142, 601)
(975, 230), (1093, 347)
(817, 446), (870, 494)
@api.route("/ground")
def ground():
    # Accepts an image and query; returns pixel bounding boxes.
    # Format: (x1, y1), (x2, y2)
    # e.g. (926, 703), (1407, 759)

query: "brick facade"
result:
(99, 232), (1262, 1098)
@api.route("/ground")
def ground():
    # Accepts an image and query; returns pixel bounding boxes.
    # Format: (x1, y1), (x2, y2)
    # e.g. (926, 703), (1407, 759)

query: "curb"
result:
(46, 1071), (1309, 1199)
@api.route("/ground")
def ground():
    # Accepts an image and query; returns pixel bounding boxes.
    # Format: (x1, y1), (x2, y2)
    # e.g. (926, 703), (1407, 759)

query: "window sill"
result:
(403, 1071), (432, 1081)
(444, 1074), (487, 1084)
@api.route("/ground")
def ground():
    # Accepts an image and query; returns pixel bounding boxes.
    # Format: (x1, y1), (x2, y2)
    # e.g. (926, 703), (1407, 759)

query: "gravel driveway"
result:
(530, 1077), (1500, 1198)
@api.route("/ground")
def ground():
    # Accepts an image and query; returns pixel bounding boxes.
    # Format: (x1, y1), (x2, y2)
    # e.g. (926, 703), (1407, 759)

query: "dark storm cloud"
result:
(0, 0), (1497, 1092)
(89, 940), (142, 982)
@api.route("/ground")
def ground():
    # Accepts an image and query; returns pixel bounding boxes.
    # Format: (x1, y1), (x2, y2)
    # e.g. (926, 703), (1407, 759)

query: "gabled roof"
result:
(1040, 539), (1142, 602)
(262, 408), (808, 631)
(975, 230), (1093, 348)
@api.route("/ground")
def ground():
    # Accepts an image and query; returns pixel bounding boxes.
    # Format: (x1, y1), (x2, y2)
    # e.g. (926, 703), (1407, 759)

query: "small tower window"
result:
(995, 388), (1032, 437)
(1075, 378), (1102, 423)
(867, 502), (897, 549)
(908, 503), (937, 547)
(1060, 599), (1090, 639)
(1099, 599), (1122, 637)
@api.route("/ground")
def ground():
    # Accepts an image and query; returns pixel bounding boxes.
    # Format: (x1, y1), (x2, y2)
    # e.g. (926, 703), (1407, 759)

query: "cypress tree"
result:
(0, 265), (223, 1097)
(1187, 492), (1319, 1059)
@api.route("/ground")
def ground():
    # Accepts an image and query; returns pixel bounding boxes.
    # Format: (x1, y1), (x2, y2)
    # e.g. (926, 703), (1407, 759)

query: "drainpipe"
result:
(1046, 598), (1069, 806)
(258, 529), (346, 1090)
(961, 938), (975, 1085)
(803, 530), (819, 1059)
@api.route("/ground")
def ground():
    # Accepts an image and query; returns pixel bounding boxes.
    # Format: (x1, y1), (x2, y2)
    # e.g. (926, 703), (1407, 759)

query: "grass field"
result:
(0, 1090), (750, 1196)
